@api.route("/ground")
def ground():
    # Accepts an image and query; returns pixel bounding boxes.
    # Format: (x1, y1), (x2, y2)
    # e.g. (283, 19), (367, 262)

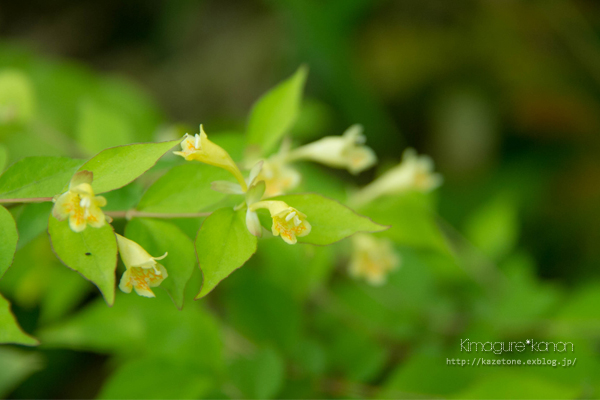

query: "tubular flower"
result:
(174, 124), (247, 190)
(287, 124), (377, 174)
(116, 234), (168, 298)
(257, 155), (301, 197)
(349, 233), (400, 285)
(250, 200), (311, 244)
(52, 171), (109, 233)
(351, 148), (443, 207)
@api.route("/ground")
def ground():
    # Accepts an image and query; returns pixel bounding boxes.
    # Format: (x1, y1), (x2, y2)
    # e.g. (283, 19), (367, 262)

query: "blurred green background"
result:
(1, 0), (600, 398)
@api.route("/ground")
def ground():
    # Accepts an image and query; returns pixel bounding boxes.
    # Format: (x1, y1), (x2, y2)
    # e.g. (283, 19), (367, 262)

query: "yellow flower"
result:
(349, 233), (400, 285)
(257, 155), (301, 197)
(52, 171), (109, 232)
(174, 124), (247, 190)
(250, 200), (311, 244)
(116, 234), (168, 298)
(351, 148), (443, 207)
(287, 124), (377, 174)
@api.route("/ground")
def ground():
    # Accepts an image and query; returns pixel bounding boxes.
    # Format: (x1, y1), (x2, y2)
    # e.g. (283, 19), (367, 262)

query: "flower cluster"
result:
(52, 172), (170, 298)
(245, 124), (377, 198)
(174, 126), (314, 244)
(48, 119), (442, 300)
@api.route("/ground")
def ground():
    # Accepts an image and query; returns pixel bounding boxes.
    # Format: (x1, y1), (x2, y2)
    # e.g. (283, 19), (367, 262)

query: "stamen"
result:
(195, 134), (201, 149)
(285, 211), (296, 222)
(80, 196), (91, 208)
(293, 216), (301, 226)
(151, 263), (161, 275)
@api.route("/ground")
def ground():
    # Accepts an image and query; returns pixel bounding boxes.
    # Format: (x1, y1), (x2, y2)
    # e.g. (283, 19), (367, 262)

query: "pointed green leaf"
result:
(272, 193), (388, 245)
(38, 295), (223, 370)
(137, 163), (232, 213)
(12, 202), (52, 250)
(0, 205), (18, 279)
(125, 218), (196, 309)
(195, 207), (257, 298)
(0, 156), (83, 199)
(0, 144), (7, 173)
(0, 293), (38, 345)
(48, 216), (118, 305)
(246, 66), (308, 155)
(359, 192), (449, 253)
(76, 139), (181, 194)
(231, 347), (285, 399)
(0, 347), (43, 397)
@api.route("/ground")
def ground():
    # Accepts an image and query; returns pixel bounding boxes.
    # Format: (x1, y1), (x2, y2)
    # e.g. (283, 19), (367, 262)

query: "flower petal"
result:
(52, 192), (74, 221)
(69, 170), (93, 190)
(246, 209), (262, 237)
(211, 181), (244, 194)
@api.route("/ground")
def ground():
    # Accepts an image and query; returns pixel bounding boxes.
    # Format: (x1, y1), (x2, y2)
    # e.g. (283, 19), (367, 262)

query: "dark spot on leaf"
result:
(85, 252), (92, 256)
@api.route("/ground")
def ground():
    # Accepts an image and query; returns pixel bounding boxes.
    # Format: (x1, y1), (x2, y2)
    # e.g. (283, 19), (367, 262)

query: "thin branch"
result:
(0, 197), (53, 204)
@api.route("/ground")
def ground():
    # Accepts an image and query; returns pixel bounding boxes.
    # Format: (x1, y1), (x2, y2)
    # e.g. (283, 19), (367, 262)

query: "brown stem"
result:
(0, 197), (53, 204)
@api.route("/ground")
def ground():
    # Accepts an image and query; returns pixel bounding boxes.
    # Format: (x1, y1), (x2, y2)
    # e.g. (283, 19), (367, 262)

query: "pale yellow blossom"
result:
(116, 234), (168, 298)
(52, 171), (109, 232)
(351, 148), (443, 207)
(257, 155), (301, 197)
(349, 233), (400, 285)
(250, 200), (311, 244)
(287, 125), (377, 174)
(174, 125), (247, 190)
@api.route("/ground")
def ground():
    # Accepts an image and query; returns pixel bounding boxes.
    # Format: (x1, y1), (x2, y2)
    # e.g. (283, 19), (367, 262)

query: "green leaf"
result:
(0, 69), (35, 124)
(137, 163), (232, 213)
(38, 294), (223, 371)
(0, 144), (7, 173)
(246, 66), (308, 155)
(0, 347), (43, 398)
(380, 352), (476, 397)
(259, 238), (334, 300)
(0, 205), (18, 279)
(325, 323), (388, 382)
(48, 217), (118, 305)
(98, 357), (214, 400)
(76, 100), (134, 156)
(359, 192), (449, 252)
(0, 156), (83, 199)
(195, 207), (257, 298)
(273, 193), (388, 245)
(125, 218), (197, 309)
(453, 372), (579, 400)
(464, 193), (519, 260)
(11, 202), (52, 250)
(0, 293), (38, 345)
(39, 267), (93, 324)
(230, 347), (285, 399)
(76, 139), (181, 194)
(222, 267), (302, 353)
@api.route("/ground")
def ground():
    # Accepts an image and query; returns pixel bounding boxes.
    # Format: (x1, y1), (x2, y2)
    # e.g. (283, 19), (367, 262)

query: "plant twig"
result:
(0, 197), (53, 204)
